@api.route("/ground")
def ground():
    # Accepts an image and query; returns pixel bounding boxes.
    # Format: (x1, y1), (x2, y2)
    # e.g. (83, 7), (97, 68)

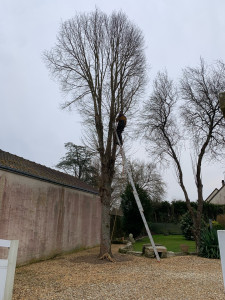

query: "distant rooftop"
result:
(0, 149), (98, 195)
(205, 180), (225, 203)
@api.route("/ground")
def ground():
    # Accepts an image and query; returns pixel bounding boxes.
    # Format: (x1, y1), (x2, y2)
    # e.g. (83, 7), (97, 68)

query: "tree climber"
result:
(115, 111), (127, 145)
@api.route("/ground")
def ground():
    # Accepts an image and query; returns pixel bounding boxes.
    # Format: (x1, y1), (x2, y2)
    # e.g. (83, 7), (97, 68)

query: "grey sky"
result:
(0, 0), (225, 201)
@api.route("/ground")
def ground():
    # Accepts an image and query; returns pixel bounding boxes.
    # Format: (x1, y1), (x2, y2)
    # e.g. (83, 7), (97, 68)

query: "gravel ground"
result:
(13, 244), (225, 300)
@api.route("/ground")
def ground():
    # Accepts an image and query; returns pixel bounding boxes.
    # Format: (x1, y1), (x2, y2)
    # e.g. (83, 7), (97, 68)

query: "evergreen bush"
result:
(212, 220), (224, 231)
(180, 212), (194, 240)
(149, 222), (182, 235)
(199, 228), (220, 259)
(121, 183), (152, 237)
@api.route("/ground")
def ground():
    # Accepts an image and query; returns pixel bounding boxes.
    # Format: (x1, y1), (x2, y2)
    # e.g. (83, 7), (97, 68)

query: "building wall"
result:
(205, 189), (219, 202)
(210, 186), (225, 205)
(0, 170), (101, 265)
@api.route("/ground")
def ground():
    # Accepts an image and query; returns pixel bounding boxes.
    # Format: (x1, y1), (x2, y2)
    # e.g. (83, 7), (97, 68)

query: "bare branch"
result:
(140, 59), (225, 252)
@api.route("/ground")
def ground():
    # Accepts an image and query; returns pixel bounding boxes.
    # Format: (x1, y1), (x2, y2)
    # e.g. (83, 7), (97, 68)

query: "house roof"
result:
(205, 188), (219, 202)
(0, 149), (98, 195)
(205, 181), (225, 203)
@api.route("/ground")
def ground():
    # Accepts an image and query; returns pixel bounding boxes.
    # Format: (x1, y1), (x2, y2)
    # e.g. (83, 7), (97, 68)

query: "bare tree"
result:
(111, 159), (165, 209)
(129, 160), (166, 202)
(140, 59), (225, 251)
(44, 9), (146, 259)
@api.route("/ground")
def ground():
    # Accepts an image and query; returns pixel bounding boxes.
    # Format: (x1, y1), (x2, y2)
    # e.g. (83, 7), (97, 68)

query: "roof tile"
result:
(0, 149), (98, 194)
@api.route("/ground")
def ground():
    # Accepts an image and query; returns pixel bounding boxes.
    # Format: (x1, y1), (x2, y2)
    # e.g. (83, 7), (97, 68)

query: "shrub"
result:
(171, 200), (188, 223)
(212, 220), (224, 230)
(149, 222), (182, 235)
(199, 228), (220, 259)
(203, 203), (225, 221)
(216, 214), (225, 228)
(180, 212), (194, 240)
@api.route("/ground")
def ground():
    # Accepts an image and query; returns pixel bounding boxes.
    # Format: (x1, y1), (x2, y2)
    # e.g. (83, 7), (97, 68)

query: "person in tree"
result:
(116, 111), (127, 145)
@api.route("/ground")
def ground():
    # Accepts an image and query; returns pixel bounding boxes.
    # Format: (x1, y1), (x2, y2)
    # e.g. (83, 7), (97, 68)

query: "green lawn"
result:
(133, 235), (196, 253)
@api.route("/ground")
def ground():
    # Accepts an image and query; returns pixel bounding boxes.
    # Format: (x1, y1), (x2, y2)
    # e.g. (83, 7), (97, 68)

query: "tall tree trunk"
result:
(99, 194), (112, 257)
(193, 219), (201, 253)
(99, 163), (114, 257)
(194, 169), (204, 253)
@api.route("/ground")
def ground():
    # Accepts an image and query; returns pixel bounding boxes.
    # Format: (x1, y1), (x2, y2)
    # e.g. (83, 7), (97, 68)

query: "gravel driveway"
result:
(13, 244), (225, 300)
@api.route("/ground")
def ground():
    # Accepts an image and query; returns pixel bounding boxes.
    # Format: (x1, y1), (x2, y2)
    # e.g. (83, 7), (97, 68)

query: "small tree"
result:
(121, 183), (152, 237)
(111, 159), (166, 210)
(129, 160), (166, 202)
(180, 212), (194, 240)
(56, 142), (98, 186)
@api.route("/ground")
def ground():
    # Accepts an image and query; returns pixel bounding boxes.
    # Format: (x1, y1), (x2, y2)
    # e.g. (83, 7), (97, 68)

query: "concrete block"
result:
(144, 246), (167, 258)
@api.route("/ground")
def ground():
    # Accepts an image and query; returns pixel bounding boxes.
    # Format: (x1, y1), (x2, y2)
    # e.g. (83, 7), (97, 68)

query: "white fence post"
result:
(0, 239), (19, 300)
(218, 230), (225, 291)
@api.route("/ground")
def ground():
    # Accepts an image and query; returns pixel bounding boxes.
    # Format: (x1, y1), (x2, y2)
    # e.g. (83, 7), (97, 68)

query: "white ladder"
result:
(115, 126), (160, 262)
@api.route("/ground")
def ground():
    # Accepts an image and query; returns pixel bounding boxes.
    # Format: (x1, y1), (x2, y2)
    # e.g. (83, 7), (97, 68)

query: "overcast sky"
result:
(0, 0), (225, 202)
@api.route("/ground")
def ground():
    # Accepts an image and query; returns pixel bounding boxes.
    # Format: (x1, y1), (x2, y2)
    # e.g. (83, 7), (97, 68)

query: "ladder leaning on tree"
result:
(114, 124), (160, 262)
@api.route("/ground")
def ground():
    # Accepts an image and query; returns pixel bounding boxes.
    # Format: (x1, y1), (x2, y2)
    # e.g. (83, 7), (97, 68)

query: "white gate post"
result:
(0, 239), (19, 300)
(218, 230), (225, 291)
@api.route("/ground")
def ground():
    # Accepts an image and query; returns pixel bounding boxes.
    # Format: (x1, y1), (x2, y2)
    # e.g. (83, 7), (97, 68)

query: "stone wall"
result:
(0, 170), (101, 265)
